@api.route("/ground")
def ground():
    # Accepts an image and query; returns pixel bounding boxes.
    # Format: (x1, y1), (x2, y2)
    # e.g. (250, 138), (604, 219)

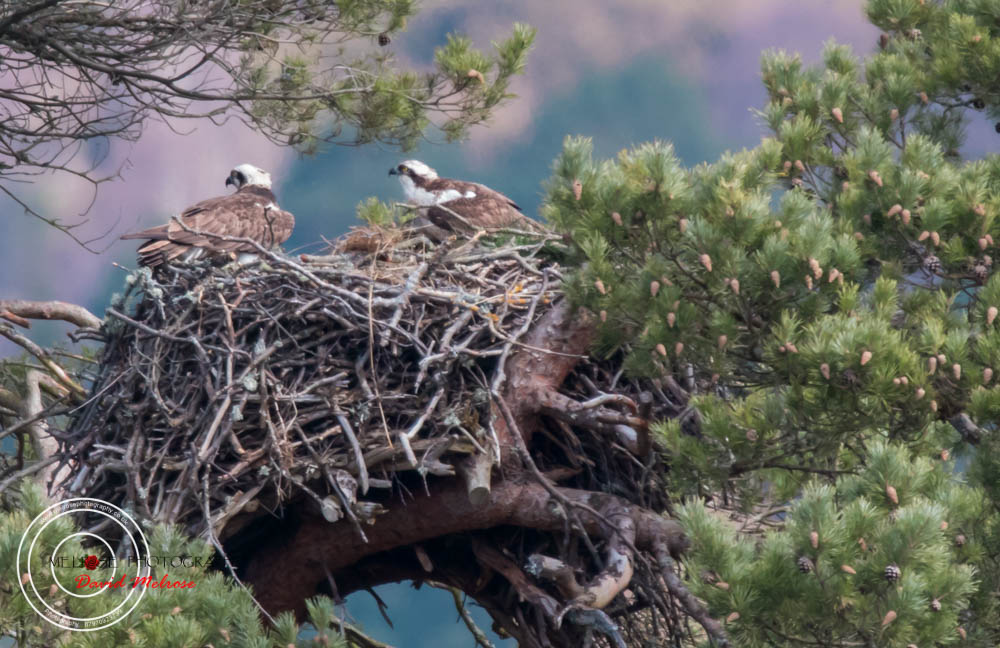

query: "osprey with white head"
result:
(389, 159), (541, 233)
(122, 163), (294, 268)
(226, 163), (273, 190)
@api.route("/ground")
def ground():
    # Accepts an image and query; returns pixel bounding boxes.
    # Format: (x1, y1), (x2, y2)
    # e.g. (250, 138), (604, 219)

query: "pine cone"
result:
(923, 255), (941, 274)
(377, 33), (391, 46)
(974, 264), (988, 283)
(930, 598), (942, 612)
(955, 533), (967, 547)
(884, 564), (901, 582)
(797, 556), (815, 573)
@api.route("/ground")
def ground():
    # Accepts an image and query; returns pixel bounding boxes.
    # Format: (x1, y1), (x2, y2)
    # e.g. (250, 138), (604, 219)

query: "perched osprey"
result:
(121, 164), (295, 268)
(389, 160), (541, 234)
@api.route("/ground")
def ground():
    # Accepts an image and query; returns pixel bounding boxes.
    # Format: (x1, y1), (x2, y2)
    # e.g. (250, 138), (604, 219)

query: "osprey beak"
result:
(388, 167), (398, 176)
(225, 175), (235, 187)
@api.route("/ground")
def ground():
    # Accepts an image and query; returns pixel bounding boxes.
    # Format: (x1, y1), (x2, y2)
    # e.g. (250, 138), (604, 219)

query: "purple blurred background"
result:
(3, 2), (939, 643)
(0, 2), (882, 342)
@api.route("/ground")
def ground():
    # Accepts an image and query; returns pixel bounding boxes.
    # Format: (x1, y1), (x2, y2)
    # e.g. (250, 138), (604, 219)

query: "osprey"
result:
(121, 164), (295, 268)
(389, 160), (541, 234)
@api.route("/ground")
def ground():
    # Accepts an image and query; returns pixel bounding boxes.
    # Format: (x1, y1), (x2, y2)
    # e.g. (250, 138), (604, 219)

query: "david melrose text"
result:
(74, 573), (196, 589)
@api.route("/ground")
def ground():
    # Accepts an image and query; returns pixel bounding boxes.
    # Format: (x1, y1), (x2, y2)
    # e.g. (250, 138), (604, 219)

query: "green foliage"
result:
(866, 0), (1000, 127)
(538, 1), (1000, 644)
(0, 483), (348, 648)
(677, 442), (981, 647)
(355, 196), (401, 226)
(0, 0), (536, 226)
(249, 18), (536, 152)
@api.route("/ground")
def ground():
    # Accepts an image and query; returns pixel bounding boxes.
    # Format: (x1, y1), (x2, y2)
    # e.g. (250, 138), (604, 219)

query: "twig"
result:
(652, 548), (731, 648)
(446, 585), (497, 648)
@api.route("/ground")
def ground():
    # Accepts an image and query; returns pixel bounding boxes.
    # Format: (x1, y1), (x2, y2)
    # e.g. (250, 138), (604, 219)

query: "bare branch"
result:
(0, 299), (102, 329)
(0, 1), (534, 233)
(444, 585), (497, 648)
(0, 323), (87, 397)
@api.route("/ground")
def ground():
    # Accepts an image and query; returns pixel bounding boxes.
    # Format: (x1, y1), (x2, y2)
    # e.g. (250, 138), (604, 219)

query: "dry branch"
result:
(25, 227), (721, 647)
(0, 299), (102, 329)
(0, 0), (531, 239)
(446, 585), (496, 648)
(457, 451), (493, 507)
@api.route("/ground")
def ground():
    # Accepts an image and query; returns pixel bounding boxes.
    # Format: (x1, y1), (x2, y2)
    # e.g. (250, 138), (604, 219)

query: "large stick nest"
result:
(58, 229), (668, 537)
(54, 227), (699, 646)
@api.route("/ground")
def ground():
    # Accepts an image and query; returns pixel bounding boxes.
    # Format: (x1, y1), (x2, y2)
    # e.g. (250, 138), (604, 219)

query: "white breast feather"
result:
(399, 175), (477, 206)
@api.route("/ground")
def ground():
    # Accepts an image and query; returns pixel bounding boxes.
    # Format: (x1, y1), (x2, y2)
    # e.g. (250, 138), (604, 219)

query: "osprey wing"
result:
(474, 183), (522, 212)
(124, 188), (294, 267)
(166, 189), (293, 252)
(427, 181), (536, 232)
(119, 224), (170, 241)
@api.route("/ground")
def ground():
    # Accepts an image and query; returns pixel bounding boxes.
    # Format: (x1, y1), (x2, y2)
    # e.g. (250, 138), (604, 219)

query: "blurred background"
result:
(0, 1), (951, 644)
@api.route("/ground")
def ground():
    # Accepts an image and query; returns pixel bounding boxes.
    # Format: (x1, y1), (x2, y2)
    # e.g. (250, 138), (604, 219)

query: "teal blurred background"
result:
(1, 1), (899, 645)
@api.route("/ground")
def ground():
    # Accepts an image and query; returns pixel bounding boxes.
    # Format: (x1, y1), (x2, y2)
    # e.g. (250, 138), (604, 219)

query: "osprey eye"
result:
(398, 165), (408, 174)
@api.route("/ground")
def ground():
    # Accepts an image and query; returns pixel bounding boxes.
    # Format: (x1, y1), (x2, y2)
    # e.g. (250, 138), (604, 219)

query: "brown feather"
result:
(123, 185), (294, 267)
(120, 224), (169, 240)
(421, 178), (539, 233)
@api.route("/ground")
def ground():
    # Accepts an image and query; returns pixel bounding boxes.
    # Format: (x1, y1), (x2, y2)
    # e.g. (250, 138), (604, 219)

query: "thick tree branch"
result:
(243, 477), (687, 620)
(950, 412), (982, 445)
(0, 299), (102, 329)
(0, 369), (69, 495)
(500, 299), (596, 447)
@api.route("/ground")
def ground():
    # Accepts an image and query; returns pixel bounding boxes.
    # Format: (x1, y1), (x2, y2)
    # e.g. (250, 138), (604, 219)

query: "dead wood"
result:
(0, 299), (102, 330)
(3, 227), (729, 647)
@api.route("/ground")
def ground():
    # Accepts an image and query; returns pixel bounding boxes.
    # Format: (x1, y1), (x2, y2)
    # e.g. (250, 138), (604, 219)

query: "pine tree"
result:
(0, 483), (352, 647)
(11, 1), (1000, 645)
(677, 442), (981, 647)
(540, 0), (1000, 644)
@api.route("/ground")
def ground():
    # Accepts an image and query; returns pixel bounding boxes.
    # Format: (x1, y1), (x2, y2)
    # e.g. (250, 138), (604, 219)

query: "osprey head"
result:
(389, 160), (439, 203)
(389, 160), (438, 181)
(226, 164), (272, 190)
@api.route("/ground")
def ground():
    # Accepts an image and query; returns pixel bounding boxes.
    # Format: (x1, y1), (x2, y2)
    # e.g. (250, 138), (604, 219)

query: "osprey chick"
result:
(121, 164), (295, 268)
(389, 160), (540, 234)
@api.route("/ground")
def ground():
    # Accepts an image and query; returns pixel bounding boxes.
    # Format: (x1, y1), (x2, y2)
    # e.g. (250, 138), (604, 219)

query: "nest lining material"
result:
(59, 229), (570, 539)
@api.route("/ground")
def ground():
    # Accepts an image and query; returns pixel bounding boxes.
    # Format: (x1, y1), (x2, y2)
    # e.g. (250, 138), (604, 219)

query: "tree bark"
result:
(499, 299), (596, 449)
(245, 474), (687, 619)
(0, 299), (102, 329)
